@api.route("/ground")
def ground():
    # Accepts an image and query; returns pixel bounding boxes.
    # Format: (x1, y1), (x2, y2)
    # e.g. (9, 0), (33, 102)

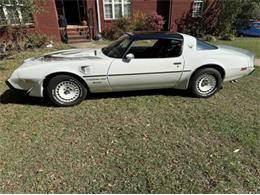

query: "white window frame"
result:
(0, 0), (33, 25)
(103, 0), (131, 20)
(192, 0), (204, 18)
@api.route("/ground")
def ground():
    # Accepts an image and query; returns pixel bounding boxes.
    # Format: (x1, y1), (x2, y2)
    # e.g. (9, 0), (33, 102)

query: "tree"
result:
(236, 0), (260, 28)
(177, 0), (260, 36)
(215, 0), (244, 35)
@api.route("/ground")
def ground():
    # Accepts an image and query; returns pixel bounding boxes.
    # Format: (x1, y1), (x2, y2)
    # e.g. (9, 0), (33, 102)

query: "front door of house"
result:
(55, 0), (86, 25)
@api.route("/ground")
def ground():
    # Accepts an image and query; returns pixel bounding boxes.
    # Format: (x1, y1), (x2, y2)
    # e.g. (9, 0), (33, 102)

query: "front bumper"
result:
(6, 78), (44, 97)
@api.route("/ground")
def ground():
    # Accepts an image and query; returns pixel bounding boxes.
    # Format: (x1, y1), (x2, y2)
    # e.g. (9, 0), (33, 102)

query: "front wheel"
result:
(46, 75), (87, 107)
(189, 68), (222, 98)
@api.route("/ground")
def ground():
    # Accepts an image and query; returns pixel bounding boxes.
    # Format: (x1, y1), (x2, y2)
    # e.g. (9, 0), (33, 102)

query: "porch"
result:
(55, 0), (95, 43)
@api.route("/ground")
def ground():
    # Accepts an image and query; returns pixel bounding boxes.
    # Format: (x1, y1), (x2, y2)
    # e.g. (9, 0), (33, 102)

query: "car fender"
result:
(175, 59), (225, 90)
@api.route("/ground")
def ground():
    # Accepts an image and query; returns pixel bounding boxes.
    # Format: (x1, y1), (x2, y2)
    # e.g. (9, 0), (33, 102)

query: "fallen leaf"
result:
(233, 149), (240, 153)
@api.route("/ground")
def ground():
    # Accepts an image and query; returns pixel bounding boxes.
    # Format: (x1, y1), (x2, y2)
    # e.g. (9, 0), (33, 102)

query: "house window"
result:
(192, 0), (204, 17)
(104, 0), (131, 20)
(0, 0), (33, 25)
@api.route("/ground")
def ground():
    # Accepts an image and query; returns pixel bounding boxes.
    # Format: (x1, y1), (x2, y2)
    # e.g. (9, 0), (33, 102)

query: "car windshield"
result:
(102, 35), (132, 58)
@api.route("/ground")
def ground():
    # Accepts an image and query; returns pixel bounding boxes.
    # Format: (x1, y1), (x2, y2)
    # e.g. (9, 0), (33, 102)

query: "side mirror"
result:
(125, 53), (135, 61)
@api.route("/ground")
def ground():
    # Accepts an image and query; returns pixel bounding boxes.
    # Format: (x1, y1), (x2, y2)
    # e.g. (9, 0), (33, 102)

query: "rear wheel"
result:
(189, 68), (222, 98)
(46, 75), (87, 107)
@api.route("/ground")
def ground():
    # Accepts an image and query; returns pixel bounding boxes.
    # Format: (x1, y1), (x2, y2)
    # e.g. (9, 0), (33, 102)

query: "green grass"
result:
(0, 50), (260, 193)
(213, 37), (260, 58)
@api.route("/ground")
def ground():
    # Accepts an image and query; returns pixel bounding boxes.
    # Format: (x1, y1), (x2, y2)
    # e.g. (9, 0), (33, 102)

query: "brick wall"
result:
(99, 0), (162, 32)
(33, 0), (60, 41)
(132, 0), (158, 15)
(0, 0), (60, 42)
(169, 0), (194, 32)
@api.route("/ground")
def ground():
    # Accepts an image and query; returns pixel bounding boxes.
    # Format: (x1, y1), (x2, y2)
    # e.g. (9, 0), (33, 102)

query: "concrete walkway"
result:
(255, 59), (260, 66)
(69, 41), (260, 66)
(69, 41), (106, 49)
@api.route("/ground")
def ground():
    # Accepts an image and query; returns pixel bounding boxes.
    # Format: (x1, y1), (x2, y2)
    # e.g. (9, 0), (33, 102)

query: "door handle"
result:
(173, 62), (182, 65)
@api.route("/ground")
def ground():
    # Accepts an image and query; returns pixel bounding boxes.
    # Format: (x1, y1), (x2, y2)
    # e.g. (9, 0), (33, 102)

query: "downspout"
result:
(96, 0), (102, 33)
(168, 0), (173, 31)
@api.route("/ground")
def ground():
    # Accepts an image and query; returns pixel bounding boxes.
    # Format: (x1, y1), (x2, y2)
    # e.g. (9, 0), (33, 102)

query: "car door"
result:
(108, 38), (185, 91)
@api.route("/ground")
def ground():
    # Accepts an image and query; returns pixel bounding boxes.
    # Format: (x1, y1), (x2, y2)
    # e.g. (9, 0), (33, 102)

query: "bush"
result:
(0, 25), (50, 51)
(102, 12), (165, 40)
(129, 12), (146, 31)
(203, 35), (217, 42)
(0, 26), (28, 51)
(101, 16), (132, 40)
(142, 12), (165, 31)
(220, 34), (235, 41)
(101, 26), (124, 40)
(25, 34), (49, 49)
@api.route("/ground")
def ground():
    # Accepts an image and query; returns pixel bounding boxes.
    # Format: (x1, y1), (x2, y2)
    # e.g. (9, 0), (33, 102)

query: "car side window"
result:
(253, 23), (260, 29)
(197, 39), (218, 50)
(127, 38), (183, 59)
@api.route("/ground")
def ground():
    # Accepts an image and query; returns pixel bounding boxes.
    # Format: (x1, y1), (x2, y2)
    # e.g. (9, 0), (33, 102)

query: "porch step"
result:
(67, 31), (89, 36)
(67, 39), (91, 44)
(60, 26), (91, 43)
(68, 35), (89, 39)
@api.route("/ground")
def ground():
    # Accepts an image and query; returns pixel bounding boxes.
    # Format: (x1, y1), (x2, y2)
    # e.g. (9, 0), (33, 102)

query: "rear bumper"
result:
(249, 68), (255, 75)
(5, 80), (15, 89)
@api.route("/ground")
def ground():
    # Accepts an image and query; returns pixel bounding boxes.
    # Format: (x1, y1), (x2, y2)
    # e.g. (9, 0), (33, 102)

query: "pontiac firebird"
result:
(6, 32), (255, 106)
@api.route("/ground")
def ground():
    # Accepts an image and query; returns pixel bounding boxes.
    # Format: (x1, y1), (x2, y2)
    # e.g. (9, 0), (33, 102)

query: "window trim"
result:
(122, 37), (184, 59)
(192, 0), (204, 18)
(0, 0), (34, 26)
(103, 0), (131, 20)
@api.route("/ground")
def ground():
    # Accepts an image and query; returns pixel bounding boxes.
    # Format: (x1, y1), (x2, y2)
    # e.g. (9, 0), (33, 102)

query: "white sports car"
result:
(6, 32), (255, 106)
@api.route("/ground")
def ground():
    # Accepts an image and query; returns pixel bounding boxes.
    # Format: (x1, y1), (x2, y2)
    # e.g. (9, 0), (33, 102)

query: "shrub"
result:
(114, 17), (131, 32)
(102, 12), (165, 40)
(25, 34), (49, 49)
(101, 16), (133, 40)
(203, 35), (217, 42)
(129, 12), (146, 31)
(142, 12), (165, 31)
(220, 34), (235, 41)
(0, 26), (28, 51)
(102, 26), (124, 40)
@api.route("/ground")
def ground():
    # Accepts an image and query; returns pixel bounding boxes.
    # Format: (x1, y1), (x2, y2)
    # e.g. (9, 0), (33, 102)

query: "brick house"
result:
(0, 0), (212, 43)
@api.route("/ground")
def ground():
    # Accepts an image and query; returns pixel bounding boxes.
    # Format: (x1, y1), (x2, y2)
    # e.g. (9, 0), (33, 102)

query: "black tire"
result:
(46, 75), (87, 107)
(189, 68), (222, 98)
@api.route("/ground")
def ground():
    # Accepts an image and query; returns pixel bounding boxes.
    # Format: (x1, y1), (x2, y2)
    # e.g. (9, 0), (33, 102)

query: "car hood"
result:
(41, 48), (106, 60)
(24, 48), (107, 64)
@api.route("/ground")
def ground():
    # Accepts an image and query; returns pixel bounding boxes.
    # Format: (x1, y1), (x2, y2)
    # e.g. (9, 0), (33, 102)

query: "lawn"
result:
(0, 49), (259, 193)
(213, 37), (260, 58)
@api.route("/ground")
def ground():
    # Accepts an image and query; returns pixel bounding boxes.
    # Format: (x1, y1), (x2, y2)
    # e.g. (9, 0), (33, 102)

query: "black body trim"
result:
(249, 68), (255, 75)
(83, 70), (191, 78)
(5, 80), (14, 89)
(83, 75), (107, 78)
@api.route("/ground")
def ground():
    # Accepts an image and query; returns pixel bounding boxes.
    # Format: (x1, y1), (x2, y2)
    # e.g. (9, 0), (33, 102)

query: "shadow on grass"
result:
(88, 88), (190, 100)
(1, 88), (191, 107)
(0, 89), (50, 107)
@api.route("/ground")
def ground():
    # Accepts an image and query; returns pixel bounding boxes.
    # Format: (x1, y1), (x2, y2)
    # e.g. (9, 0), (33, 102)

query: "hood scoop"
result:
(41, 49), (101, 61)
